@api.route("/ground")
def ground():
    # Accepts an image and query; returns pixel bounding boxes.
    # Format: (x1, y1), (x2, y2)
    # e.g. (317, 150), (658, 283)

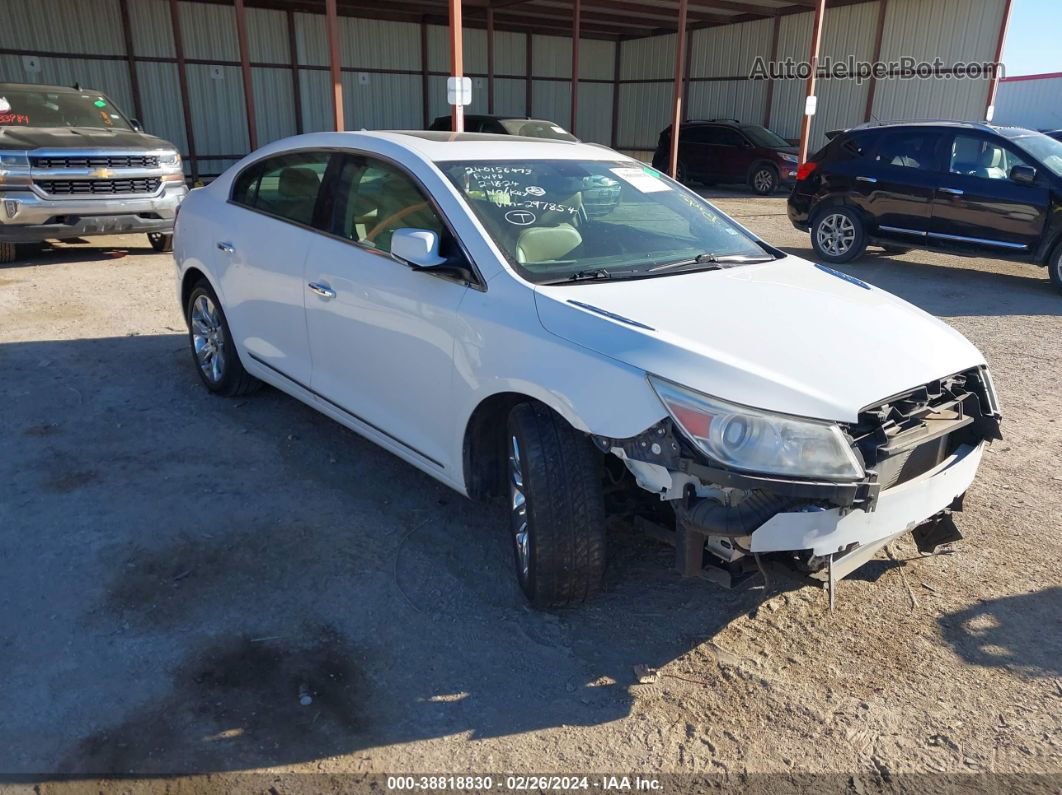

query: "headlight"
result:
(779, 153), (799, 164)
(159, 151), (182, 168)
(0, 151), (31, 187)
(648, 376), (864, 481)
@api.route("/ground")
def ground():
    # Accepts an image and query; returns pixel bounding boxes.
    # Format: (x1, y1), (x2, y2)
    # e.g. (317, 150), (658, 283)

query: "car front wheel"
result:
(750, 165), (778, 195)
(1050, 245), (1062, 295)
(811, 206), (867, 263)
(507, 402), (607, 609)
(148, 232), (174, 253)
(185, 280), (261, 396)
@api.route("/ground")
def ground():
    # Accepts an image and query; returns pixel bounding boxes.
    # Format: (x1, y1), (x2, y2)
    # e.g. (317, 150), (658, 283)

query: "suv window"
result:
(949, 134), (1031, 180)
(873, 130), (941, 171)
(685, 126), (722, 144)
(232, 151), (331, 226)
(329, 155), (444, 252)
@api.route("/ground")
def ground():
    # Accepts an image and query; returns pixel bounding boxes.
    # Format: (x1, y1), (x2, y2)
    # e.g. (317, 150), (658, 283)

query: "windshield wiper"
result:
(566, 268), (613, 282)
(648, 252), (774, 273)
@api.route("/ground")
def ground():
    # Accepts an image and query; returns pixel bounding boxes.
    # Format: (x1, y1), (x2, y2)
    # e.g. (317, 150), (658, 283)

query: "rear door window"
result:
(231, 151), (331, 226)
(872, 130), (943, 171)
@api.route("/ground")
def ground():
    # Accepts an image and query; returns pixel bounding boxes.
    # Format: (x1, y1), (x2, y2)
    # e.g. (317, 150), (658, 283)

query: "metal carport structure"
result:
(0, 0), (1012, 182)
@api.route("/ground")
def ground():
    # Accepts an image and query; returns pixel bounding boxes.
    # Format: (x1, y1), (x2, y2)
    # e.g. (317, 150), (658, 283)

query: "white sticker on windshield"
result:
(610, 166), (670, 193)
(0, 97), (10, 112)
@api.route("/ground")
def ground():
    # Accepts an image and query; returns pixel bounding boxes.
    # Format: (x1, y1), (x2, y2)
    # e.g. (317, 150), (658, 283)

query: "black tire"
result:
(749, 164), (778, 196)
(1049, 243), (1062, 295)
(506, 402), (607, 609)
(675, 160), (691, 186)
(810, 205), (868, 264)
(148, 232), (174, 253)
(0, 241), (15, 264)
(185, 279), (261, 397)
(880, 245), (912, 255)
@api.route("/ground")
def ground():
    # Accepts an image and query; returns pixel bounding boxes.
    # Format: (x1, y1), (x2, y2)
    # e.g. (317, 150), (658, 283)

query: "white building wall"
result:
(995, 77), (1062, 131)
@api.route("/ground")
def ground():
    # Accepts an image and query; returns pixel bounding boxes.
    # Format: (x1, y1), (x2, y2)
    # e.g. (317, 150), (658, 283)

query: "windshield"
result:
(1010, 131), (1062, 177)
(499, 119), (578, 142)
(741, 125), (791, 149)
(0, 88), (131, 130)
(442, 159), (771, 283)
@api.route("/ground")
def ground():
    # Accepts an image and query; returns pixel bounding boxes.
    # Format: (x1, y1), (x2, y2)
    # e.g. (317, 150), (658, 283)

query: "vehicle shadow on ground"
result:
(0, 333), (804, 777)
(0, 241), (160, 268)
(938, 587), (1062, 678)
(778, 245), (1061, 318)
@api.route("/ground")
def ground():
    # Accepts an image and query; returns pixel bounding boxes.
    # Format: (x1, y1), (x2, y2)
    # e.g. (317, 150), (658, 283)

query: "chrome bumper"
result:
(749, 441), (985, 556)
(0, 183), (188, 242)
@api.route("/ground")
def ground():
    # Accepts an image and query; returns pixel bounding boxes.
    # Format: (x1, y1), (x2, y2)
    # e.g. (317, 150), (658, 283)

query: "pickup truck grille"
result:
(30, 154), (160, 169)
(35, 178), (162, 196)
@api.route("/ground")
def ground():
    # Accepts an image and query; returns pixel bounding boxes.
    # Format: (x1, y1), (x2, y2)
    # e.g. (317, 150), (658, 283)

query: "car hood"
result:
(533, 256), (986, 423)
(0, 126), (176, 151)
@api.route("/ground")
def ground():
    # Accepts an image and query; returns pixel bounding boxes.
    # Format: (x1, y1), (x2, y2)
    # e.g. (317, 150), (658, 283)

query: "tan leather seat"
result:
(515, 224), (582, 264)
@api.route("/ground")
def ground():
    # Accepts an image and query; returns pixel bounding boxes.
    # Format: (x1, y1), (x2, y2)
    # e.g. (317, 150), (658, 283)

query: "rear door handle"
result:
(939, 187), (965, 196)
(856, 176), (878, 183)
(216, 241), (235, 254)
(308, 281), (336, 299)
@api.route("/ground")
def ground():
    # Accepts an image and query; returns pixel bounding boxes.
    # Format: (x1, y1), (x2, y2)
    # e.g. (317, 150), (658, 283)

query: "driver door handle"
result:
(308, 282), (336, 299)
(939, 187), (965, 196)
(856, 176), (878, 183)
(216, 241), (235, 254)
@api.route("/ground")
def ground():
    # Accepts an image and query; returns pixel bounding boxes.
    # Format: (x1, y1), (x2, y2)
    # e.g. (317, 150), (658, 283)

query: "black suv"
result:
(651, 119), (799, 195)
(789, 120), (1062, 294)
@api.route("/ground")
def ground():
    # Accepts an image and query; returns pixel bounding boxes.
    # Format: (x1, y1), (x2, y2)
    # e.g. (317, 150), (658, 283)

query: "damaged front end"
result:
(593, 367), (1002, 598)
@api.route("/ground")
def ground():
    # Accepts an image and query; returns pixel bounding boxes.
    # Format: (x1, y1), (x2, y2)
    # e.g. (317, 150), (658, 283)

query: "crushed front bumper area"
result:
(599, 368), (1000, 592)
(0, 183), (187, 242)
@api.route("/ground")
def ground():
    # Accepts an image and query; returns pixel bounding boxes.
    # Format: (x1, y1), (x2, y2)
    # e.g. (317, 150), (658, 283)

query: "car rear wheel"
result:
(1050, 245), (1062, 295)
(0, 242), (15, 264)
(811, 207), (867, 263)
(148, 232), (174, 253)
(750, 165), (778, 196)
(507, 402), (606, 609)
(185, 280), (261, 396)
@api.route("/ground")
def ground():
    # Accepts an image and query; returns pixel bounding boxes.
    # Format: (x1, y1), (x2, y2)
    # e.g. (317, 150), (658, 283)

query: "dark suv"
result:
(789, 120), (1062, 294)
(651, 119), (799, 195)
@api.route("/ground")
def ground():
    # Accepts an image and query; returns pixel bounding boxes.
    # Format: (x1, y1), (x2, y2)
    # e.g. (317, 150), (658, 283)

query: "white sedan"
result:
(174, 131), (1001, 608)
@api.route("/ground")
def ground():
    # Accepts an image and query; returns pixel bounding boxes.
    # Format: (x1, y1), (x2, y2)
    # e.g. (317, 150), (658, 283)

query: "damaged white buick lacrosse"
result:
(174, 131), (1001, 608)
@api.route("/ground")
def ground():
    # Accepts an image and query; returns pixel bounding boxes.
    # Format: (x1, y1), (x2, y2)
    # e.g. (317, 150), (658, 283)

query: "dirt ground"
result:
(1, 189), (1059, 790)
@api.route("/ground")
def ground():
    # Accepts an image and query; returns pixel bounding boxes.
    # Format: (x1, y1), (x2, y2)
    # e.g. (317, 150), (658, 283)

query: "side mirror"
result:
(129, 118), (144, 133)
(1011, 165), (1036, 185)
(391, 228), (446, 267)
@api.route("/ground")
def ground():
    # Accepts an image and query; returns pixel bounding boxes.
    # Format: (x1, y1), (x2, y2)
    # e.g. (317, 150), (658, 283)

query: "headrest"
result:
(278, 167), (320, 199)
(515, 224), (582, 264)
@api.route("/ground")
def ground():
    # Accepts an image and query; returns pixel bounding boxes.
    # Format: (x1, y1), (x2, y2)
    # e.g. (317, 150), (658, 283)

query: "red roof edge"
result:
(1001, 71), (1062, 83)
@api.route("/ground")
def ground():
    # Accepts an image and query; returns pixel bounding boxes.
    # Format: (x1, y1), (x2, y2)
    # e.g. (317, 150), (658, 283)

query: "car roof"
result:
(842, 119), (1041, 139)
(0, 82), (98, 94)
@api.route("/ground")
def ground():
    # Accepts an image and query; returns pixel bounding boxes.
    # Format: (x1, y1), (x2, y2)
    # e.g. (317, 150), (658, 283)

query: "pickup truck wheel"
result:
(185, 280), (261, 396)
(0, 242), (15, 264)
(148, 232), (174, 253)
(1050, 245), (1062, 295)
(811, 206), (867, 263)
(749, 165), (778, 195)
(507, 402), (606, 609)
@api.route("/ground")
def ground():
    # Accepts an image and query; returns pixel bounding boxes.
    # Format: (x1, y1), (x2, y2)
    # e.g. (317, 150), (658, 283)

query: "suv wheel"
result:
(506, 402), (606, 609)
(811, 207), (867, 263)
(750, 165), (778, 196)
(185, 280), (261, 396)
(148, 232), (174, 253)
(1050, 245), (1062, 295)
(0, 242), (15, 264)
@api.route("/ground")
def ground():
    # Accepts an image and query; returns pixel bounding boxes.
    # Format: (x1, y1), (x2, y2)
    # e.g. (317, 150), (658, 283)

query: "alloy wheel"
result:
(817, 213), (856, 257)
(190, 294), (226, 383)
(509, 434), (530, 579)
(753, 168), (775, 194)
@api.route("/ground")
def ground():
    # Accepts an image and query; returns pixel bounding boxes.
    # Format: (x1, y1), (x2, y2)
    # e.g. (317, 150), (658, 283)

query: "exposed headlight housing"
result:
(779, 153), (799, 164)
(158, 151), (182, 168)
(648, 376), (864, 481)
(0, 151), (32, 187)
